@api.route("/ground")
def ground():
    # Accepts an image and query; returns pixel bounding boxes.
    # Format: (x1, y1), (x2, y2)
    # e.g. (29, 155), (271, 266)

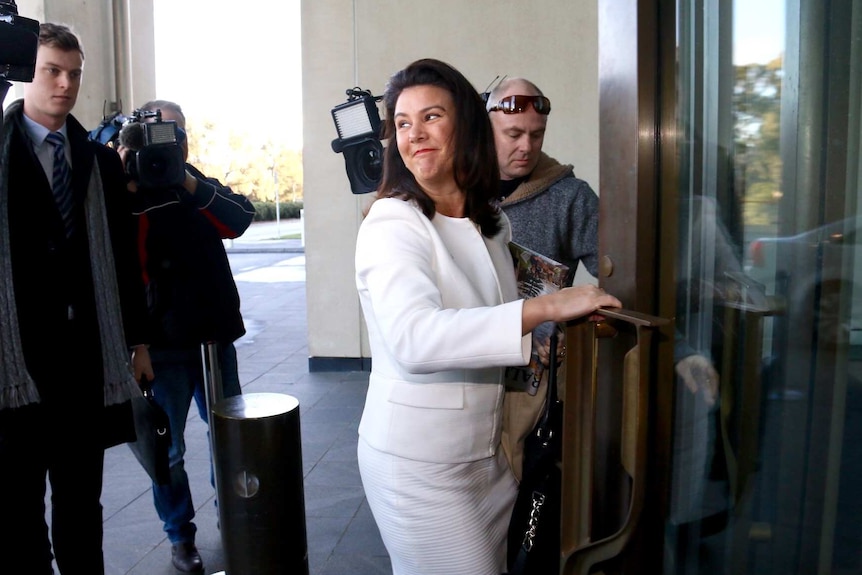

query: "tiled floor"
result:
(89, 239), (393, 574)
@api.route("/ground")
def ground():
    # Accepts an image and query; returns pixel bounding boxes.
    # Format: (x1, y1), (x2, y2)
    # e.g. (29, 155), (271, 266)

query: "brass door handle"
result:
(561, 308), (668, 574)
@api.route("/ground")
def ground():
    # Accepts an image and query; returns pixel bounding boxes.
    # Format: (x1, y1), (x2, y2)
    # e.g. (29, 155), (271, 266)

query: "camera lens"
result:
(136, 145), (186, 188)
(343, 138), (383, 194)
(358, 144), (382, 183)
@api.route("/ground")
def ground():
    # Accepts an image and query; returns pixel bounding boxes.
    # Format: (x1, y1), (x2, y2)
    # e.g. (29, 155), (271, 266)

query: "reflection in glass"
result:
(667, 0), (861, 573)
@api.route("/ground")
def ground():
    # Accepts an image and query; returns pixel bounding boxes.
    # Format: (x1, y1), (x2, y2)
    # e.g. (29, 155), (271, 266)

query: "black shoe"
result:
(171, 542), (204, 573)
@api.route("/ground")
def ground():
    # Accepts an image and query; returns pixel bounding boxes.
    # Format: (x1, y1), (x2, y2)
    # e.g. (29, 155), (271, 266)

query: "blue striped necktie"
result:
(45, 132), (74, 237)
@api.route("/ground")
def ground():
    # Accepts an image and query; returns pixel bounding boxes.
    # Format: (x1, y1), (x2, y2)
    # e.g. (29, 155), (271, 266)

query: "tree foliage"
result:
(733, 57), (783, 227)
(185, 118), (303, 203)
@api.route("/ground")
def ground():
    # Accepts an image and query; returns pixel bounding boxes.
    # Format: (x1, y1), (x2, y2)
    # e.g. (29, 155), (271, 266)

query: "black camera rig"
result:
(0, 1), (39, 83)
(89, 108), (186, 189)
(330, 87), (384, 195)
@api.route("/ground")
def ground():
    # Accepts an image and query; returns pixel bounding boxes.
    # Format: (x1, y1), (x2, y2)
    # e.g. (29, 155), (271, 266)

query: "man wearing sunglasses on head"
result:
(487, 78), (599, 488)
(486, 78), (599, 279)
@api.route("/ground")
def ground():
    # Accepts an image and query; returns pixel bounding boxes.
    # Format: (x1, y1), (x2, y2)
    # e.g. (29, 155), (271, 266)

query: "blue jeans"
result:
(149, 342), (241, 545)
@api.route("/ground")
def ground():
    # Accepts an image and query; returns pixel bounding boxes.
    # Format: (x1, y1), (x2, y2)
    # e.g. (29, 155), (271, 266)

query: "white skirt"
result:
(358, 437), (518, 575)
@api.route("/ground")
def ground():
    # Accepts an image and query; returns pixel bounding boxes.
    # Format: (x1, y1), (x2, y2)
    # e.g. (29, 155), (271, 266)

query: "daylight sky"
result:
(151, 0), (780, 152)
(153, 0), (303, 150)
(734, 0), (785, 65)
(4, 1), (782, 132)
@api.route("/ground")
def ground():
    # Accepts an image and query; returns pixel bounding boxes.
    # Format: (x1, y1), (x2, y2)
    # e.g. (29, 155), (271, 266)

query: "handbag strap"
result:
(547, 328), (559, 404)
(507, 329), (562, 575)
(533, 328), (560, 440)
(139, 374), (155, 399)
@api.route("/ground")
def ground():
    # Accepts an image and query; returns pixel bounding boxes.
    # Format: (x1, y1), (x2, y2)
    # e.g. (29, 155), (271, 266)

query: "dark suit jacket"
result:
(4, 100), (147, 417)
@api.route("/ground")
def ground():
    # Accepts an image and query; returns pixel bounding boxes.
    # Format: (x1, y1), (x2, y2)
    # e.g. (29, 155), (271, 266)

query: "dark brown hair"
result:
(39, 23), (84, 60)
(377, 58), (501, 238)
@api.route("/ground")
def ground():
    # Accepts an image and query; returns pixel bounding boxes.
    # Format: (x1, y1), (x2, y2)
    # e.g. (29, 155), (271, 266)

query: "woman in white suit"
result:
(354, 58), (621, 575)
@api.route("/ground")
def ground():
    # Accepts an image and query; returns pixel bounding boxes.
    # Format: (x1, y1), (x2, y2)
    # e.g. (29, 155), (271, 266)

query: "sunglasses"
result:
(487, 95), (551, 115)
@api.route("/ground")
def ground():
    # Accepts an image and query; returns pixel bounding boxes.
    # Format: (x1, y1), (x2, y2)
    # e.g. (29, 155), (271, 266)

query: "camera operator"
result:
(118, 99), (255, 573)
(0, 23), (152, 574)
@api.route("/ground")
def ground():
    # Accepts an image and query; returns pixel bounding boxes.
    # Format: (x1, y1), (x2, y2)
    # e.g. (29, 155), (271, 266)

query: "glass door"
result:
(562, 0), (862, 573)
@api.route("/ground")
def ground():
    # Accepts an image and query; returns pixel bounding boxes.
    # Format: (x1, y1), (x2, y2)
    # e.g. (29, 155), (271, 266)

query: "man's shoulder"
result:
(508, 168), (596, 208)
(547, 171), (594, 193)
(3, 100), (27, 140)
(3, 98), (24, 121)
(65, 112), (91, 141)
(545, 175), (599, 215)
(91, 138), (124, 171)
(3, 96), (18, 112)
(66, 115), (114, 156)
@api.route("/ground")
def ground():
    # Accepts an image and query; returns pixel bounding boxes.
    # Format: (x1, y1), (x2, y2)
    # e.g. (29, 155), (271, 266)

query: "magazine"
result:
(505, 242), (573, 395)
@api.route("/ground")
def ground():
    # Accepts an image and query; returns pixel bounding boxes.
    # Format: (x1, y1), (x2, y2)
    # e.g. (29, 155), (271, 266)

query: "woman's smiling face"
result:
(394, 84), (457, 190)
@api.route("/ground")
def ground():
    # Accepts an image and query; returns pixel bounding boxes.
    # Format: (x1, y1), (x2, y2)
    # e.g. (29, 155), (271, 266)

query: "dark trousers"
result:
(0, 396), (106, 574)
(148, 342), (241, 544)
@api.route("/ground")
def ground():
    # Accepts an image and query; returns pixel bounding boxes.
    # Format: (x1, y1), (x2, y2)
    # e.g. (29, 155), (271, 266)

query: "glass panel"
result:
(667, 0), (861, 573)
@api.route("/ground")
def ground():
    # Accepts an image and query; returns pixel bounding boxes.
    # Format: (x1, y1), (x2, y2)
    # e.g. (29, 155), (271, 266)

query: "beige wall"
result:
(302, 0), (600, 365)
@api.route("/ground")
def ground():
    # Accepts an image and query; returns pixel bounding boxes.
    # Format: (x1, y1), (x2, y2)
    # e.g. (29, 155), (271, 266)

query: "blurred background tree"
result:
(185, 117), (303, 206)
(733, 56), (783, 229)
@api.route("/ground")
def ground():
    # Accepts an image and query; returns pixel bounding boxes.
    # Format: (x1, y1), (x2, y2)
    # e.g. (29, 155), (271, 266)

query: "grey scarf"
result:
(0, 122), (139, 410)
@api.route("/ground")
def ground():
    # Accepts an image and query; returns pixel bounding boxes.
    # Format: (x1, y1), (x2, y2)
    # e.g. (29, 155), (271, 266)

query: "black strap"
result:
(507, 329), (561, 575)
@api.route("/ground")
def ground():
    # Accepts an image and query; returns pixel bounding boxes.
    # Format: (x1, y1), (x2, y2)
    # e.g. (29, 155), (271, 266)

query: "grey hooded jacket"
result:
(500, 152), (599, 278)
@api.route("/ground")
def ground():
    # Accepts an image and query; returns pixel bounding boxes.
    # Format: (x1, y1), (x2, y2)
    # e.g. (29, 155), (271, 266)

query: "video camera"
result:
(0, 1), (39, 83)
(89, 108), (186, 189)
(330, 87), (383, 195)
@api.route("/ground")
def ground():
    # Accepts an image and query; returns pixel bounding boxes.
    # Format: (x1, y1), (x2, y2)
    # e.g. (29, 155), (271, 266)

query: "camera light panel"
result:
(333, 100), (376, 140)
(145, 121), (179, 145)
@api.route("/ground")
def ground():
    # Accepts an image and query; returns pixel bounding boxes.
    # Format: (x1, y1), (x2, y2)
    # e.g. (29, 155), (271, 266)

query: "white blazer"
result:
(355, 198), (531, 463)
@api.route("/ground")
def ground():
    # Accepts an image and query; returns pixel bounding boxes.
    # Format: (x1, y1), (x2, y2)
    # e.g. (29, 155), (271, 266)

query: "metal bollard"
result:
(210, 392), (309, 575)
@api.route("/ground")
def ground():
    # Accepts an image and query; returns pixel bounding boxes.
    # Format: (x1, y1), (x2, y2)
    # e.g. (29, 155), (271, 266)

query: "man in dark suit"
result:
(0, 23), (152, 574)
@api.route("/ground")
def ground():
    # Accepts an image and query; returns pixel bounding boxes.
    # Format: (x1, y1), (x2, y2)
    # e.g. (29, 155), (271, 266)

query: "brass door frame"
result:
(586, 0), (681, 571)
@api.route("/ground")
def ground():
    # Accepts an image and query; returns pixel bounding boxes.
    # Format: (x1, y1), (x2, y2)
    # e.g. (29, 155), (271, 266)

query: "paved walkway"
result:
(94, 221), (391, 575)
(223, 218), (306, 253)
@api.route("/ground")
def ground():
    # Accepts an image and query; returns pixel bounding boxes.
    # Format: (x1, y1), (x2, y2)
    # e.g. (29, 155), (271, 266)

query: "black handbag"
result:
(102, 399), (136, 448)
(506, 331), (563, 575)
(127, 376), (172, 485)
